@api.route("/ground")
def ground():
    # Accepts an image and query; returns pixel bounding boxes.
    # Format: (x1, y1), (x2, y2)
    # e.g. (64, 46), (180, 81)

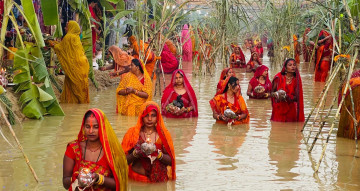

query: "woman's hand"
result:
(175, 107), (186, 116)
(126, 87), (135, 94)
(219, 115), (230, 122)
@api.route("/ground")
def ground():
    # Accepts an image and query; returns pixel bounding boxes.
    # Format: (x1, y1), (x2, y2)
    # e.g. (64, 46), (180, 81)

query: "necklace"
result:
(84, 140), (103, 162)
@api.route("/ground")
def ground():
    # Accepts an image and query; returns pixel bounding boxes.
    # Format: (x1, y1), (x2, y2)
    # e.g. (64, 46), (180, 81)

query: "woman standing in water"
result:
(122, 101), (176, 182)
(270, 58), (304, 122)
(52, 21), (89, 103)
(210, 76), (250, 125)
(63, 109), (128, 191)
(116, 58), (152, 116)
(247, 65), (272, 99)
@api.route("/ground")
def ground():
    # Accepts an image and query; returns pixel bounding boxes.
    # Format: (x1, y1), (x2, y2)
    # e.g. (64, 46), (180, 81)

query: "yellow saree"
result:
(54, 20), (89, 104)
(116, 65), (152, 116)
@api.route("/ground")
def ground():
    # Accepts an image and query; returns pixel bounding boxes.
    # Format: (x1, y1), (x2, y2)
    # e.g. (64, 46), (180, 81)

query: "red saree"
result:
(65, 109), (128, 191)
(161, 69), (198, 118)
(247, 52), (262, 71)
(121, 101), (176, 182)
(271, 61), (304, 122)
(255, 46), (263, 58)
(229, 46), (246, 68)
(160, 43), (179, 74)
(248, 65), (272, 99)
(315, 30), (333, 82)
(216, 68), (235, 96)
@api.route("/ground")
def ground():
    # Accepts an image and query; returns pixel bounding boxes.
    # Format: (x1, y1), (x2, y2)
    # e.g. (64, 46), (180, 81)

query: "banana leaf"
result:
(40, 0), (59, 25)
(20, 0), (45, 47)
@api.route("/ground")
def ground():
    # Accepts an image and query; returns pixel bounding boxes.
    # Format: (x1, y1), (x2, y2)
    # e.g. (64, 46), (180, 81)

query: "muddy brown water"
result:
(0, 50), (359, 190)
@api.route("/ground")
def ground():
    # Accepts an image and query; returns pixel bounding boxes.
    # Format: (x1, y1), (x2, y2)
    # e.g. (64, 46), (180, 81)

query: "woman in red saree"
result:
(161, 69), (198, 118)
(160, 41), (179, 74)
(337, 70), (360, 139)
(63, 108), (128, 191)
(210, 76), (250, 125)
(216, 68), (235, 95)
(315, 30), (333, 82)
(122, 101), (176, 182)
(270, 58), (304, 122)
(254, 42), (264, 58)
(246, 52), (262, 73)
(302, 28), (313, 63)
(229, 46), (246, 68)
(89, 0), (101, 56)
(247, 65), (271, 99)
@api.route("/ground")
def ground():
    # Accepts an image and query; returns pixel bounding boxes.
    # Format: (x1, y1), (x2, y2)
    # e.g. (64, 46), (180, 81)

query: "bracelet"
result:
(135, 90), (139, 95)
(96, 174), (105, 185)
(157, 151), (163, 160)
(187, 107), (191, 112)
(132, 150), (139, 158)
(216, 115), (220, 120)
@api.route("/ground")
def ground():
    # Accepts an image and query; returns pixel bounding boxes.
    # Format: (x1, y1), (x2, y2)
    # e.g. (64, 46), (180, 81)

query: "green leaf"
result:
(40, 0), (59, 25)
(37, 86), (53, 102)
(22, 99), (45, 119)
(109, 10), (133, 26)
(20, 0), (45, 47)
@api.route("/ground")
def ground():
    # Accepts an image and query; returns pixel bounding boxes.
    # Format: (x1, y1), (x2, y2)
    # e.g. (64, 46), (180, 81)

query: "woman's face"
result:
(253, 54), (258, 60)
(285, 60), (297, 73)
(175, 72), (184, 86)
(84, 114), (99, 142)
(229, 80), (240, 93)
(226, 69), (234, 78)
(130, 62), (138, 74)
(262, 69), (268, 77)
(143, 110), (157, 128)
(235, 48), (240, 54)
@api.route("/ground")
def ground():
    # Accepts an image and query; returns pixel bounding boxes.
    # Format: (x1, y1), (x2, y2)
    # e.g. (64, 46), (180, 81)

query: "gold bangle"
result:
(132, 150), (138, 158)
(135, 90), (139, 95)
(157, 151), (162, 160)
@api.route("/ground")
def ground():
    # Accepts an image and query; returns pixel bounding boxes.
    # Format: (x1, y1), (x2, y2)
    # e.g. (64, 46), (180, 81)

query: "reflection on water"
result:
(0, 50), (359, 190)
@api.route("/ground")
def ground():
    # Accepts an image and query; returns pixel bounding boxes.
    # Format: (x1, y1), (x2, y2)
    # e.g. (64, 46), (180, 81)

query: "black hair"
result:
(223, 76), (239, 93)
(132, 59), (144, 74)
(84, 110), (96, 122)
(88, 0), (97, 4)
(281, 58), (296, 75)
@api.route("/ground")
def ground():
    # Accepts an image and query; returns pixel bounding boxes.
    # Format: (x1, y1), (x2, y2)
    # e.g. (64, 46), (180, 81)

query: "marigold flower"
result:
(334, 54), (350, 62)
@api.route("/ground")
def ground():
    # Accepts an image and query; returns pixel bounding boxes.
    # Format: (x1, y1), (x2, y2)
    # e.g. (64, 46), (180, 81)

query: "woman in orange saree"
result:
(116, 59), (152, 116)
(315, 30), (333, 82)
(337, 70), (360, 139)
(63, 108), (128, 191)
(246, 52), (262, 73)
(293, 35), (301, 64)
(100, 45), (133, 77)
(216, 68), (235, 95)
(53, 20), (89, 103)
(122, 101), (176, 182)
(270, 58), (304, 122)
(210, 76), (250, 125)
(128, 35), (158, 78)
(229, 46), (246, 68)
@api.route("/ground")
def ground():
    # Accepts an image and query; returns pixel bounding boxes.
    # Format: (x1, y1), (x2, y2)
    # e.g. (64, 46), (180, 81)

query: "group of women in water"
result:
(55, 21), (359, 190)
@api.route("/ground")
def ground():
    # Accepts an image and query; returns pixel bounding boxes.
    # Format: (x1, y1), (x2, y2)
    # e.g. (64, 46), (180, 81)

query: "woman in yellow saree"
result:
(54, 20), (90, 103)
(116, 59), (152, 116)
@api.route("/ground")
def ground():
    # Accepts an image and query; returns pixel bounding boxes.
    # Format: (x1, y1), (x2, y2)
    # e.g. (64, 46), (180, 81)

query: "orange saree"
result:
(121, 101), (176, 182)
(338, 70), (360, 139)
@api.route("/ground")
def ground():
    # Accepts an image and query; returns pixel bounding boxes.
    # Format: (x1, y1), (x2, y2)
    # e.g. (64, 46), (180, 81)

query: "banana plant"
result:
(0, 0), (65, 119)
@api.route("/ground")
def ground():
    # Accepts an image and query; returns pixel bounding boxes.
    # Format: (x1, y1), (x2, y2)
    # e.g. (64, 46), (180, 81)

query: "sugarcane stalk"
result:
(309, 96), (337, 152)
(0, 103), (39, 182)
(315, 48), (358, 172)
(303, 63), (341, 141)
